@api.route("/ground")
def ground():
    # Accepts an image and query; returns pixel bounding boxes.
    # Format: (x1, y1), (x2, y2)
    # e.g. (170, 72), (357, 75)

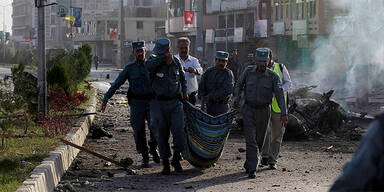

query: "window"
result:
(191, 0), (197, 11)
(143, 0), (152, 6)
(246, 12), (254, 36)
(227, 14), (234, 28)
(310, 0), (317, 18)
(297, 2), (303, 19)
(218, 15), (226, 28)
(275, 3), (281, 20)
(285, 3), (290, 19)
(136, 21), (143, 29)
(155, 21), (164, 28)
(261, 2), (267, 19)
(51, 6), (56, 14)
(51, 16), (56, 25)
(168, 0), (185, 17)
(137, 7), (152, 17)
(236, 14), (244, 28)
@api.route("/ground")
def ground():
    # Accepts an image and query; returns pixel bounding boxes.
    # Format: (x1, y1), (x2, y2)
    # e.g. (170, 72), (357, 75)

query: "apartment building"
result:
(72, 0), (166, 65)
(165, 0), (342, 67)
(12, 0), (74, 50)
(12, 0), (36, 49)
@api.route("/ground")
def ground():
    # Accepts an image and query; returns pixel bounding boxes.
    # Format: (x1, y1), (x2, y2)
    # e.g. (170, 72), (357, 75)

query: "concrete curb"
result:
(16, 91), (97, 192)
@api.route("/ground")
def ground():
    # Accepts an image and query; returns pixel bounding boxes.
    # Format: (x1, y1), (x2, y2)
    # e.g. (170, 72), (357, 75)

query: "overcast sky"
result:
(0, 0), (13, 33)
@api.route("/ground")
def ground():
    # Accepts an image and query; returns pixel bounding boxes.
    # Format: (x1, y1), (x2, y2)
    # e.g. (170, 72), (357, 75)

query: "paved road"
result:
(56, 93), (359, 192)
(0, 65), (12, 79)
(90, 64), (121, 82)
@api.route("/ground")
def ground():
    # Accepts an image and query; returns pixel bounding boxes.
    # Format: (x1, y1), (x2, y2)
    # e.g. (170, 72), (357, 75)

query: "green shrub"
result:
(11, 63), (38, 114)
(78, 44), (92, 65)
(47, 44), (92, 94)
(47, 64), (71, 93)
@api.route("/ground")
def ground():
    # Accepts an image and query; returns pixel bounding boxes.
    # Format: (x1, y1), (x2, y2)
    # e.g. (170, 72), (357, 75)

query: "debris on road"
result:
(60, 138), (133, 168)
(238, 147), (246, 153)
(91, 124), (113, 139)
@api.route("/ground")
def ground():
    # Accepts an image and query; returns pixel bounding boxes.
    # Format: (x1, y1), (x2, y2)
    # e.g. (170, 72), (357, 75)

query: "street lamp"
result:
(0, 3), (12, 59)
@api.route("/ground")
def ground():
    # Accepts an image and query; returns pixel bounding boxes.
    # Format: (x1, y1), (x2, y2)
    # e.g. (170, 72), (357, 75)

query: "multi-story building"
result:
(12, 0), (35, 49)
(204, 0), (258, 66)
(165, 0), (197, 54)
(71, 0), (119, 64)
(12, 0), (166, 66)
(73, 0), (166, 65)
(12, 0), (73, 50)
(268, 0), (333, 66)
(165, 0), (340, 68)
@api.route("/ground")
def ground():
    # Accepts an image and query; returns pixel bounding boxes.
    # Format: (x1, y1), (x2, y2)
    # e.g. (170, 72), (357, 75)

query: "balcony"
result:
(214, 28), (234, 42)
(12, 25), (28, 30)
(12, 0), (31, 7)
(166, 16), (196, 34)
(206, 0), (258, 14)
(73, 34), (106, 42)
(124, 6), (166, 18)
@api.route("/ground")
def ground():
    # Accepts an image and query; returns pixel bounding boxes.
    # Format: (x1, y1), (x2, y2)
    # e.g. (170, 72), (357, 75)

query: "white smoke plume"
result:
(310, 0), (384, 101)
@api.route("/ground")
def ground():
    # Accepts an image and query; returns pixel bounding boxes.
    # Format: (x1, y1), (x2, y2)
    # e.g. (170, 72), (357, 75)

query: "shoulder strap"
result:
(278, 63), (285, 83)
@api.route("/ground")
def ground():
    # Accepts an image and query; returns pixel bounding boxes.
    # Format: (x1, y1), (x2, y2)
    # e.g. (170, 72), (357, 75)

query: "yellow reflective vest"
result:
(271, 63), (287, 113)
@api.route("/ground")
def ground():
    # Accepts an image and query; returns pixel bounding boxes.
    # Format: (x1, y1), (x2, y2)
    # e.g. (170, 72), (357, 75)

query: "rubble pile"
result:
(286, 85), (374, 141)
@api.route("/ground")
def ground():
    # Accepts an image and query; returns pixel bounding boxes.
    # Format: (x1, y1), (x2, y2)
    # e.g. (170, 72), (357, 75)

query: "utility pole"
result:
(118, 0), (125, 68)
(225, 11), (228, 52)
(2, 6), (5, 59)
(37, 0), (47, 116)
(35, 0), (56, 116)
(195, 0), (204, 62)
(266, 0), (272, 38)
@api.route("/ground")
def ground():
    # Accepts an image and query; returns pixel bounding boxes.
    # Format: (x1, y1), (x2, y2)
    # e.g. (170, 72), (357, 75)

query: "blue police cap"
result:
(255, 48), (271, 61)
(132, 41), (145, 51)
(215, 51), (229, 61)
(153, 38), (170, 54)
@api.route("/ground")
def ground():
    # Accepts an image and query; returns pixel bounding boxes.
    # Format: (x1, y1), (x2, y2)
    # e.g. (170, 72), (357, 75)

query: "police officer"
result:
(261, 51), (292, 169)
(233, 48), (288, 179)
(331, 113), (384, 191)
(198, 51), (234, 116)
(101, 41), (160, 168)
(146, 38), (188, 175)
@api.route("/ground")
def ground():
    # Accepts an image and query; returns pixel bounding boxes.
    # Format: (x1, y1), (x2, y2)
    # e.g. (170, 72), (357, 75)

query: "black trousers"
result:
(188, 91), (197, 105)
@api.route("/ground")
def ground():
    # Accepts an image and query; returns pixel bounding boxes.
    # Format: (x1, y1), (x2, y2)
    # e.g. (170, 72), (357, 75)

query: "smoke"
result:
(310, 0), (384, 100)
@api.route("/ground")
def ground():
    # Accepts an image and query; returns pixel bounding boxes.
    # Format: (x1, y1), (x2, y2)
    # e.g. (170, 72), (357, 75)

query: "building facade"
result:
(72, 0), (166, 66)
(165, 0), (338, 68)
(165, 0), (197, 56)
(12, 0), (36, 49)
(12, 0), (166, 66)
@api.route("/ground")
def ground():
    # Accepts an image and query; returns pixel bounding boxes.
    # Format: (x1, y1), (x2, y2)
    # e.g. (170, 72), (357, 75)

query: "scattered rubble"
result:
(238, 148), (246, 153)
(91, 124), (113, 139)
(286, 86), (375, 140)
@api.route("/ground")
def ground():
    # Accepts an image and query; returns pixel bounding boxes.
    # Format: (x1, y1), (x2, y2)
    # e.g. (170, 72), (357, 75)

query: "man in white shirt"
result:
(175, 37), (203, 105)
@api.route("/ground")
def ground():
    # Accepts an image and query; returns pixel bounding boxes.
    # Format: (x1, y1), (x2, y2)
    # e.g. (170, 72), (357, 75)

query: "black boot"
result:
(260, 157), (269, 166)
(148, 141), (160, 163)
(248, 171), (256, 179)
(171, 153), (183, 173)
(141, 152), (149, 168)
(161, 159), (171, 175)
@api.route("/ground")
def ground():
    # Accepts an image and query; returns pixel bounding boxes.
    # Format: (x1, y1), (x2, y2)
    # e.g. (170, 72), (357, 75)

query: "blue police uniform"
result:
(331, 114), (384, 191)
(198, 51), (234, 116)
(145, 39), (187, 170)
(103, 41), (159, 165)
(234, 48), (286, 178)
